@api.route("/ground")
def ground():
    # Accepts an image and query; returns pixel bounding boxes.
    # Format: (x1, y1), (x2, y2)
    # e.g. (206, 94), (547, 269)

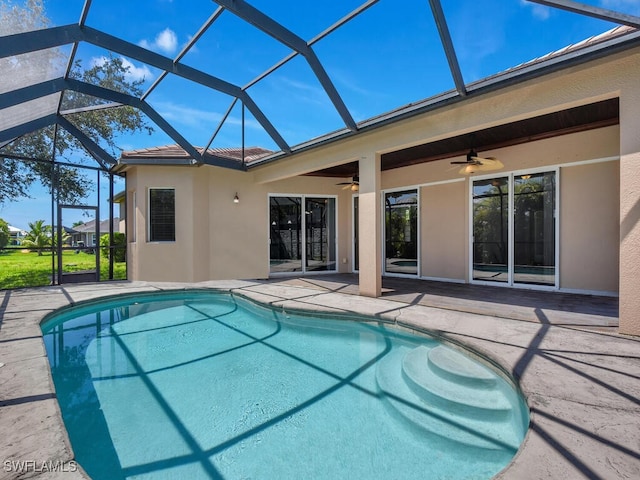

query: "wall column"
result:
(619, 83), (640, 336)
(358, 153), (382, 297)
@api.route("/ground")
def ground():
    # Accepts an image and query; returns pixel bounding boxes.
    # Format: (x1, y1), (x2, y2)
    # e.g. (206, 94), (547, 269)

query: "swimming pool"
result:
(41, 290), (529, 479)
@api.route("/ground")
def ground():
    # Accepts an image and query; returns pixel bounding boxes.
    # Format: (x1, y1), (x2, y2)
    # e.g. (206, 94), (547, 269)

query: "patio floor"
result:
(0, 278), (637, 480)
(260, 274), (619, 329)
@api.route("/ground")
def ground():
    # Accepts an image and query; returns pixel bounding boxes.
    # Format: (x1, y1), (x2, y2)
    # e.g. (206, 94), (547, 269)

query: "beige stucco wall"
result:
(560, 161), (620, 294)
(619, 66), (640, 336)
(125, 45), (640, 334)
(420, 181), (468, 281)
(127, 165), (352, 282)
(126, 166), (204, 282)
(126, 124), (621, 292)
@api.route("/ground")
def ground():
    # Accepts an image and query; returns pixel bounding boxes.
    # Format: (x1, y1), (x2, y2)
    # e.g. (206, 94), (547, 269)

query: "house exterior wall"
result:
(420, 181), (468, 282)
(560, 160), (619, 294)
(127, 166), (353, 282)
(126, 166), (202, 282)
(124, 46), (640, 334)
(619, 64), (640, 336)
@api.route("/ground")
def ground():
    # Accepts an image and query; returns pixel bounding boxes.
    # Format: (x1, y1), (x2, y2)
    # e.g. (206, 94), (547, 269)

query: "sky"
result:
(1, 0), (639, 231)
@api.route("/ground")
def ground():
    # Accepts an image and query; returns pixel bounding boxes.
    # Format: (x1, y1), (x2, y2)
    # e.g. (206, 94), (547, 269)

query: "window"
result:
(384, 189), (419, 275)
(149, 188), (175, 242)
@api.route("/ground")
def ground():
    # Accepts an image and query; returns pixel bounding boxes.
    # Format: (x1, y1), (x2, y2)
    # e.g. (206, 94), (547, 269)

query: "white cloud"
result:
(139, 28), (178, 55)
(90, 56), (153, 83)
(520, 0), (551, 20)
(153, 100), (262, 131)
(120, 58), (154, 82)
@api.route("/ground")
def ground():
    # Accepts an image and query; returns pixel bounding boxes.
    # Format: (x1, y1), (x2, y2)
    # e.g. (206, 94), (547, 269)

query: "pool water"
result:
(41, 291), (529, 480)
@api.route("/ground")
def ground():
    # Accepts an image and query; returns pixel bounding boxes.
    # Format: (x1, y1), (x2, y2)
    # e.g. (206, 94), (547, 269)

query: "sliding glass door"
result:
(305, 197), (336, 272)
(472, 171), (557, 287)
(384, 189), (418, 275)
(513, 172), (556, 286)
(269, 197), (302, 273)
(472, 177), (509, 283)
(269, 195), (337, 274)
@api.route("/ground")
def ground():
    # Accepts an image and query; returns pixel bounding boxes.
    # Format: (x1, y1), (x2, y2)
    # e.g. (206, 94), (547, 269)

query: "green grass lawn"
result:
(0, 249), (126, 289)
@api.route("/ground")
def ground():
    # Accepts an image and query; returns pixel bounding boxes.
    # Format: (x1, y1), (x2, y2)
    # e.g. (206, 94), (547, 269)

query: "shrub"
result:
(0, 218), (9, 250)
(100, 232), (126, 262)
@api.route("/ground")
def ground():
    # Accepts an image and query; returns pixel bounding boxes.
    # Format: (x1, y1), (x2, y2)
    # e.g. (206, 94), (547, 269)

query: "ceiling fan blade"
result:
(336, 182), (351, 185)
(476, 160), (505, 171)
(450, 160), (475, 165)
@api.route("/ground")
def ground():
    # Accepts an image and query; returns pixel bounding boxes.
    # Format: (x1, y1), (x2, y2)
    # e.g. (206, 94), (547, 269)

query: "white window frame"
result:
(268, 193), (339, 276)
(381, 186), (421, 278)
(468, 167), (560, 290)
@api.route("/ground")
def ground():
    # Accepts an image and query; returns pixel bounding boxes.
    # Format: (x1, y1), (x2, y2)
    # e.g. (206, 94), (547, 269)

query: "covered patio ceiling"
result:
(0, 1), (639, 173)
(307, 97), (620, 177)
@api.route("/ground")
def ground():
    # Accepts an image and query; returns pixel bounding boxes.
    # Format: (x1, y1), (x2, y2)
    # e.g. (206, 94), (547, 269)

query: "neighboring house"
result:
(114, 27), (640, 337)
(71, 218), (121, 247)
(7, 225), (27, 245)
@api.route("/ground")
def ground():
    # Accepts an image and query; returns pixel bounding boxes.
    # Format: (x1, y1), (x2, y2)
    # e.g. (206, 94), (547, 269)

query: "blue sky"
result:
(2, 0), (639, 230)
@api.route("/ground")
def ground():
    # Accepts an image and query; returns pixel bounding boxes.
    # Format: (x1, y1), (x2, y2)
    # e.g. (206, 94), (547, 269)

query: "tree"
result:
(0, 0), (153, 206)
(21, 219), (51, 255)
(100, 232), (126, 262)
(0, 218), (9, 250)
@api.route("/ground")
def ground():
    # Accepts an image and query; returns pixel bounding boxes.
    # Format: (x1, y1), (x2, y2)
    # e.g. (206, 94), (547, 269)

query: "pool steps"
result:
(375, 345), (522, 451)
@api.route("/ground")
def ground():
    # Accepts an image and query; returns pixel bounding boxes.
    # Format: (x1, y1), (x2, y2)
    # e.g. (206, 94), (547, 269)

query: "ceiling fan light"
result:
(351, 183), (359, 192)
(462, 164), (477, 175)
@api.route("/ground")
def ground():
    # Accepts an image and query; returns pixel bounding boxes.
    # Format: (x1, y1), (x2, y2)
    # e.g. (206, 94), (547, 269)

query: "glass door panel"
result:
(473, 177), (509, 282)
(513, 172), (556, 285)
(305, 197), (336, 272)
(269, 197), (302, 273)
(385, 190), (418, 275)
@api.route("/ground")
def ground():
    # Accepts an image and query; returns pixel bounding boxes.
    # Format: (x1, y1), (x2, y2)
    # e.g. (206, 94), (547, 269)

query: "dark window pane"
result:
(473, 177), (509, 282)
(269, 196), (302, 272)
(385, 190), (418, 275)
(149, 189), (175, 242)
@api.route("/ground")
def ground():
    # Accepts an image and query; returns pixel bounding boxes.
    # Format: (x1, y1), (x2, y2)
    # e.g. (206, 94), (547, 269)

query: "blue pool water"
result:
(41, 291), (529, 480)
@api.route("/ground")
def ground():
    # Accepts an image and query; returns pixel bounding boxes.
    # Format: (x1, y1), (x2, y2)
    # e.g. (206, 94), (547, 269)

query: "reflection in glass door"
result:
(513, 172), (555, 286)
(472, 172), (557, 286)
(269, 195), (336, 274)
(305, 197), (336, 272)
(385, 190), (418, 275)
(269, 197), (302, 273)
(472, 178), (509, 283)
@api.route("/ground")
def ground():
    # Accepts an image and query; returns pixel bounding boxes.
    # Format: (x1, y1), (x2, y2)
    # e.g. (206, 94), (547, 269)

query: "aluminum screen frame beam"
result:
(64, 79), (247, 169)
(0, 114), (58, 144)
(142, 6), (226, 100)
(79, 26), (290, 153)
(214, 0), (357, 132)
(0, 25), (290, 154)
(428, 0), (466, 97)
(526, 0), (640, 28)
(56, 115), (113, 169)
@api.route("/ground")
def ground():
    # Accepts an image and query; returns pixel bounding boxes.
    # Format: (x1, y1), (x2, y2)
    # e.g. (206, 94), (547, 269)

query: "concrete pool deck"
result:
(0, 279), (638, 479)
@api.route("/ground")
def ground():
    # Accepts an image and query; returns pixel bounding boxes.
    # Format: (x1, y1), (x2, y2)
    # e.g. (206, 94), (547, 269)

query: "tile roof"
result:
(120, 145), (274, 164)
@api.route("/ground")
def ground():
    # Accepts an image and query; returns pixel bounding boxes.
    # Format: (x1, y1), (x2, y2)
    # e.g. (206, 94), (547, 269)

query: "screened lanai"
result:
(2, 0), (640, 168)
(1, 0), (640, 290)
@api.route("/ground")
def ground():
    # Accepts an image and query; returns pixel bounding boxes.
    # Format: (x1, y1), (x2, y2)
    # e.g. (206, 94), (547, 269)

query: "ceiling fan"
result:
(451, 149), (504, 175)
(336, 175), (359, 191)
